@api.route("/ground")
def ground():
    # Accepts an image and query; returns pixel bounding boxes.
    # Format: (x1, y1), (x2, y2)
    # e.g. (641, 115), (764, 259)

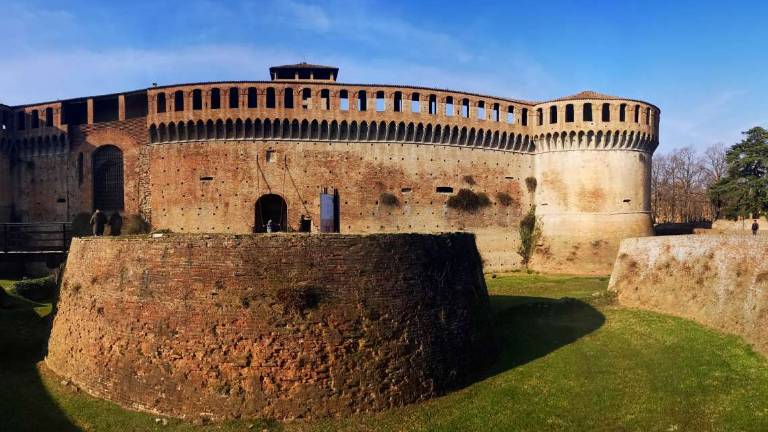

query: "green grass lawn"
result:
(3, 273), (768, 431)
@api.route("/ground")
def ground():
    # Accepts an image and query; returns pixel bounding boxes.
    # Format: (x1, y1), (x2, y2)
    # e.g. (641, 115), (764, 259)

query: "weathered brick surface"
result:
(46, 233), (490, 421)
(609, 235), (768, 355)
(1, 71), (661, 273)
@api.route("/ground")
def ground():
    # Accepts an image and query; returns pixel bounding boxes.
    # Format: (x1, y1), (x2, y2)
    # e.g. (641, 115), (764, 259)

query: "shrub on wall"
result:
(380, 192), (400, 207)
(496, 192), (516, 207)
(462, 175), (477, 186)
(518, 205), (542, 267)
(13, 275), (57, 302)
(71, 212), (92, 237)
(123, 214), (151, 235)
(525, 177), (537, 193)
(447, 189), (491, 213)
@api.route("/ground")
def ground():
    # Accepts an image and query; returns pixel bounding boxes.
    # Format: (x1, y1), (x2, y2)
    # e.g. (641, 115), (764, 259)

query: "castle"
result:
(0, 63), (659, 273)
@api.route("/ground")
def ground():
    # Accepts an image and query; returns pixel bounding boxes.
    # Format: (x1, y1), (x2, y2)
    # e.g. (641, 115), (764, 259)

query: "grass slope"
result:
(2, 274), (768, 431)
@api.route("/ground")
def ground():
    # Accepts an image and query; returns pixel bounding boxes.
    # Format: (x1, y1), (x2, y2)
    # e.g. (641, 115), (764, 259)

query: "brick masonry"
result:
(609, 235), (768, 356)
(46, 233), (491, 421)
(0, 67), (661, 274)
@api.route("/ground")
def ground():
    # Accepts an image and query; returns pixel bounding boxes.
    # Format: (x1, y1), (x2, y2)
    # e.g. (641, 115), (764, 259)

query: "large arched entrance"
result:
(92, 145), (124, 211)
(254, 194), (287, 232)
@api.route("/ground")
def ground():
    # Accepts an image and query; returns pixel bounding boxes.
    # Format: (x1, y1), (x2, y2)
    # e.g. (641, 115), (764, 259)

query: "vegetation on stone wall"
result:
(462, 175), (476, 185)
(525, 177), (537, 193)
(447, 189), (491, 212)
(123, 214), (151, 235)
(13, 275), (57, 302)
(71, 212), (92, 237)
(495, 192), (515, 207)
(379, 192), (400, 207)
(518, 205), (542, 267)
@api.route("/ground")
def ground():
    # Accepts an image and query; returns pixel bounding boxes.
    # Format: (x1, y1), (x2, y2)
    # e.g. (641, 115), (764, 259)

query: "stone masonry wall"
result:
(149, 140), (531, 271)
(46, 233), (490, 421)
(609, 235), (768, 356)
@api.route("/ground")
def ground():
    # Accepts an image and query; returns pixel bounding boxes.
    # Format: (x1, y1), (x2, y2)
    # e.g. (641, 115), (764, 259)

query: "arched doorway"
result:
(92, 145), (124, 211)
(254, 194), (287, 232)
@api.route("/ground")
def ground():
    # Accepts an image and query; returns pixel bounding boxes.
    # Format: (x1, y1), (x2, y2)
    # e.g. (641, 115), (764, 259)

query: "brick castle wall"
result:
(46, 233), (491, 421)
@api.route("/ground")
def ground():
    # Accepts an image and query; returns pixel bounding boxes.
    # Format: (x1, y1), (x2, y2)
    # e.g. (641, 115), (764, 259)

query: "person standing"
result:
(266, 219), (273, 233)
(90, 209), (107, 236)
(108, 212), (123, 236)
(752, 219), (760, 236)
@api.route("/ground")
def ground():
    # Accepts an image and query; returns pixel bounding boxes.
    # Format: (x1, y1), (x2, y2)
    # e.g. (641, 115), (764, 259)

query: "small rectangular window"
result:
(339, 90), (349, 111)
(436, 186), (454, 194)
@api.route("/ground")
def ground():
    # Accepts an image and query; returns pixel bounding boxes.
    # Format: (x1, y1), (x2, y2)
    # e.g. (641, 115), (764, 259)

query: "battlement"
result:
(1, 64), (660, 273)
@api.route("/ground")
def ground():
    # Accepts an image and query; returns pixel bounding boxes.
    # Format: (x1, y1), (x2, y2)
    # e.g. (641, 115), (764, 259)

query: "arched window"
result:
(583, 103), (593, 121)
(266, 87), (276, 108)
(619, 103), (626, 122)
(174, 91), (184, 112)
(357, 90), (367, 111)
(301, 88), (311, 109)
(521, 108), (528, 126)
(339, 90), (349, 111)
(156, 93), (166, 113)
(602, 103), (610, 122)
(229, 87), (239, 108)
(645, 107), (650, 125)
(492, 103), (499, 121)
(247, 87), (257, 108)
(31, 110), (39, 128)
(429, 94), (437, 115)
(376, 91), (386, 112)
(210, 88), (221, 109)
(411, 93), (420, 113)
(45, 107), (54, 127)
(477, 101), (485, 120)
(284, 88), (294, 109)
(536, 108), (543, 126)
(507, 106), (514, 123)
(549, 106), (557, 124)
(321, 89), (330, 110)
(92, 145), (124, 211)
(634, 104), (640, 123)
(565, 104), (574, 122)
(394, 91), (402, 113)
(461, 98), (470, 118)
(192, 89), (202, 110)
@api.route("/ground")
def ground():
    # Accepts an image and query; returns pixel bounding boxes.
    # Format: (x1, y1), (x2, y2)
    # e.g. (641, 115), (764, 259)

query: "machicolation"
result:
(0, 62), (660, 273)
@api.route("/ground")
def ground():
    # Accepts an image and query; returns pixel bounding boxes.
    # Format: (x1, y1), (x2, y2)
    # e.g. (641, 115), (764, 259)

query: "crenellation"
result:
(0, 63), (660, 273)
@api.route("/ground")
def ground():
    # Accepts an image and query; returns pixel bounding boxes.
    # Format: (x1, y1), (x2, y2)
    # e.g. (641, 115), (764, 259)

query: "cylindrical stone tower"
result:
(530, 91), (659, 274)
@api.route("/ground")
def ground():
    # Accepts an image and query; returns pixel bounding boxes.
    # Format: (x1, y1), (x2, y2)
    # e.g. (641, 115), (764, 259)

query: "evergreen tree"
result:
(709, 127), (768, 219)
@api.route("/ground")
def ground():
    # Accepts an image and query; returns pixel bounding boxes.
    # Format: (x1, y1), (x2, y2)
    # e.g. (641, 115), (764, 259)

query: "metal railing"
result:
(0, 223), (72, 254)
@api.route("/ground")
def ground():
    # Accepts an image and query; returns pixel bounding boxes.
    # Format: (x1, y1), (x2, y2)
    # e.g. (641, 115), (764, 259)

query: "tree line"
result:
(652, 127), (768, 223)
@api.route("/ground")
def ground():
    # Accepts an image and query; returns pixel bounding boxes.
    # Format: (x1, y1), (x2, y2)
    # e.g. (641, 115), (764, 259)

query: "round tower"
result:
(531, 91), (659, 274)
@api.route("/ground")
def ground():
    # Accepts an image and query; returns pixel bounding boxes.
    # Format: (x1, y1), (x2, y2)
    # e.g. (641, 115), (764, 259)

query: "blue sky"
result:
(1, 0), (766, 153)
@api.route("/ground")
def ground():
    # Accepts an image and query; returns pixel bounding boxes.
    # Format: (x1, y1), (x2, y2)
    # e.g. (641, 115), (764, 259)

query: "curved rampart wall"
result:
(46, 233), (490, 421)
(609, 235), (768, 356)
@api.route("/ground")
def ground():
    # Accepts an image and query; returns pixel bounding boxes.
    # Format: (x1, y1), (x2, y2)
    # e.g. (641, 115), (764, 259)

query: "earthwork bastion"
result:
(46, 233), (492, 420)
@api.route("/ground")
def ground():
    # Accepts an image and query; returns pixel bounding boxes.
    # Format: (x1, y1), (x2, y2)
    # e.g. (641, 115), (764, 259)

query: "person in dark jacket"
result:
(108, 212), (123, 236)
(752, 219), (759, 236)
(90, 209), (107, 236)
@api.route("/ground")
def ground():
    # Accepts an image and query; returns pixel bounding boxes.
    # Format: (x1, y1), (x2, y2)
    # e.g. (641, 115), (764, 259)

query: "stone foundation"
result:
(46, 233), (490, 421)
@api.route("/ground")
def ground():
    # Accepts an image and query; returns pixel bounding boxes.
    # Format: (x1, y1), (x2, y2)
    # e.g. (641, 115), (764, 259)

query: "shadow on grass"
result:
(482, 295), (606, 376)
(0, 303), (79, 431)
